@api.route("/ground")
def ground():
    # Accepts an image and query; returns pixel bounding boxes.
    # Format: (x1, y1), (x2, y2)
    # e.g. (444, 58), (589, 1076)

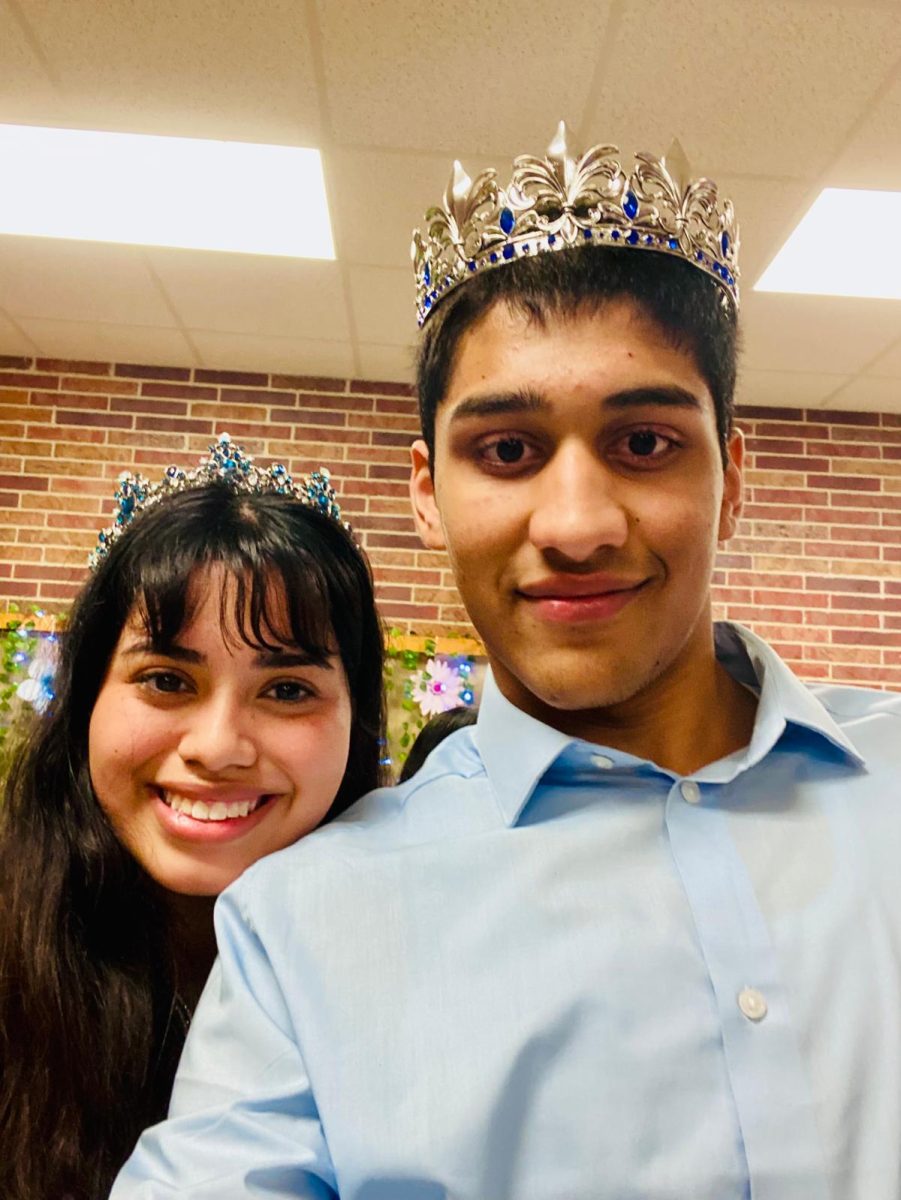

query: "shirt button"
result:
(591, 754), (615, 770)
(738, 987), (768, 1022)
(680, 780), (701, 804)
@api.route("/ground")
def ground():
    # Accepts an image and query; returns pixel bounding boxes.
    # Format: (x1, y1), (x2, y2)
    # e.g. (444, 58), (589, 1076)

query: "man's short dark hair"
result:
(415, 246), (739, 467)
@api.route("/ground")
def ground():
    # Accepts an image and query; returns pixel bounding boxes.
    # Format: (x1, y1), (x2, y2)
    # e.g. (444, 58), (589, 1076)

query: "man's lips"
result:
(516, 575), (650, 623)
(517, 574), (650, 599)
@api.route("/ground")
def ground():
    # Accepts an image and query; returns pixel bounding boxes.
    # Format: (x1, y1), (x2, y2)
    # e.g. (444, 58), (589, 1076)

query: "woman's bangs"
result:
(216, 550), (336, 664)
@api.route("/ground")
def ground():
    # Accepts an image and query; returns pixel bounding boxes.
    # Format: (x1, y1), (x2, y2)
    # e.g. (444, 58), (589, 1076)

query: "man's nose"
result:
(528, 444), (629, 563)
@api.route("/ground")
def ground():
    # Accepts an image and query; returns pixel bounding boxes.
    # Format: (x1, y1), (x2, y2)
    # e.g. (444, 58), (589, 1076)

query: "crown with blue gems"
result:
(411, 122), (740, 327)
(88, 433), (349, 570)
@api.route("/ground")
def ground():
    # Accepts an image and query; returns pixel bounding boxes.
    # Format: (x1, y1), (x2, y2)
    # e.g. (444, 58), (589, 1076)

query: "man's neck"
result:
(505, 635), (759, 778)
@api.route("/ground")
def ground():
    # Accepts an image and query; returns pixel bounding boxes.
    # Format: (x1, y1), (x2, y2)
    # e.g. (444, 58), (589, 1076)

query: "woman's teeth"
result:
(161, 791), (265, 821)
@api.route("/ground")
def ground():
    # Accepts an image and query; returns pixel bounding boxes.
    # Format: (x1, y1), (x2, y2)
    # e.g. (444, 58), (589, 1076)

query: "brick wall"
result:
(1, 354), (900, 689)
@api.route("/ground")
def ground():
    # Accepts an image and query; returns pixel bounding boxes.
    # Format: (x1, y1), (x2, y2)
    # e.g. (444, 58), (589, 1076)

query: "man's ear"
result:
(718, 428), (744, 544)
(409, 439), (446, 550)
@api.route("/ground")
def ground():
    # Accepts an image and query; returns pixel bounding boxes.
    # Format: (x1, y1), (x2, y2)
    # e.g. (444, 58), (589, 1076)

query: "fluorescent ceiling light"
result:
(0, 124), (334, 259)
(755, 187), (901, 300)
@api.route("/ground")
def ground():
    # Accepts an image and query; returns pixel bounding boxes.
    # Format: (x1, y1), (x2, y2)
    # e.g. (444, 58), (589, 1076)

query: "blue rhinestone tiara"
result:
(88, 433), (349, 570)
(411, 121), (740, 327)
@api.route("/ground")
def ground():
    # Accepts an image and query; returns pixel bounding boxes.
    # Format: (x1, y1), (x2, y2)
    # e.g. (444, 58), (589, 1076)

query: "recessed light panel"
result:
(0, 124), (334, 259)
(755, 188), (901, 300)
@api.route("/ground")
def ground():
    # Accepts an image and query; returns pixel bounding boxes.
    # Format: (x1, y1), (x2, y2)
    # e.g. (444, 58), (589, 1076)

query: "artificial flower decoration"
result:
(16, 634), (59, 714)
(413, 657), (465, 717)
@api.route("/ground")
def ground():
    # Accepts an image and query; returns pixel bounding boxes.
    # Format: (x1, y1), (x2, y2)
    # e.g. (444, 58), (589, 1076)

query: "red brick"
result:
(821, 409), (880, 427)
(218, 387), (295, 406)
(134, 416), (212, 434)
(56, 410), (132, 428)
(140, 381), (217, 401)
(271, 374), (346, 392)
(0, 356), (33, 369)
(195, 369), (268, 386)
(60, 375), (138, 395)
(350, 379), (414, 397)
(31, 391), (110, 411)
(114, 363), (191, 381)
(110, 397), (188, 417)
(0, 473), (48, 491)
(36, 358), (110, 375)
(0, 373), (59, 389)
(807, 474), (880, 491)
(805, 575), (880, 593)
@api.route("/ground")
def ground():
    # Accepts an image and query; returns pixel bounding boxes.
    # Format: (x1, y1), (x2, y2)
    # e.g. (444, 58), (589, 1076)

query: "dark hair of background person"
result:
(399, 705), (478, 783)
(0, 484), (386, 1200)
(415, 245), (739, 469)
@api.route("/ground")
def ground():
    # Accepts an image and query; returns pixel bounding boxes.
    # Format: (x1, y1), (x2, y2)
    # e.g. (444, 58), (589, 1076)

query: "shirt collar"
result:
(711, 621), (865, 775)
(476, 621), (865, 827)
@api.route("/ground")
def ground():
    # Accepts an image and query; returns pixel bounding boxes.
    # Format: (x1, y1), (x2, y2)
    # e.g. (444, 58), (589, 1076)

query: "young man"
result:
(114, 129), (901, 1200)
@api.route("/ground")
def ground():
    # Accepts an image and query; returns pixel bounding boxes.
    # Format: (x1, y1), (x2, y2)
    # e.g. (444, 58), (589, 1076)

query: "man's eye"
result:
(494, 438), (525, 463)
(616, 430), (679, 463)
(479, 436), (533, 467)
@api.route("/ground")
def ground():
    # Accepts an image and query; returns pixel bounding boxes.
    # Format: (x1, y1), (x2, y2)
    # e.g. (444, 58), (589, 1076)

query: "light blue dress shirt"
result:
(114, 623), (901, 1200)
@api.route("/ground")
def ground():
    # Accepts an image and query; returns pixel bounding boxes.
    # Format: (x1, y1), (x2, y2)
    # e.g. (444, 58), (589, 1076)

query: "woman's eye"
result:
(264, 680), (313, 703)
(138, 671), (187, 695)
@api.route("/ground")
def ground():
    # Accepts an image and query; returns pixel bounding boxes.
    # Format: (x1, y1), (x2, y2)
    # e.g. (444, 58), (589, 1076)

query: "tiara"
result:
(411, 122), (740, 327)
(88, 433), (348, 569)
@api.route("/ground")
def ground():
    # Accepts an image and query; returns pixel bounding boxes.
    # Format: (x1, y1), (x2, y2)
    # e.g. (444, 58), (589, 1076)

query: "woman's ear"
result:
(409, 439), (446, 550)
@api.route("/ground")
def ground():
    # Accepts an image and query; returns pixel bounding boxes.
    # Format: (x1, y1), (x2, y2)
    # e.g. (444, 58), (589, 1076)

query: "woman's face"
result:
(88, 568), (353, 896)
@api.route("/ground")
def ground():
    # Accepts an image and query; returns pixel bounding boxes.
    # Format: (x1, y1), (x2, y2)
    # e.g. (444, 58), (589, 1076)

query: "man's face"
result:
(410, 300), (743, 728)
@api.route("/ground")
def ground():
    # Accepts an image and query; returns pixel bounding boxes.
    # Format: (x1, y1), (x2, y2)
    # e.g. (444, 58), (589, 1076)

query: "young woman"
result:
(0, 438), (385, 1200)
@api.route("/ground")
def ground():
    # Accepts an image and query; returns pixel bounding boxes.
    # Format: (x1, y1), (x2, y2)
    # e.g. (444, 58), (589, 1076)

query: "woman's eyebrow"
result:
(120, 641), (203, 664)
(253, 650), (332, 670)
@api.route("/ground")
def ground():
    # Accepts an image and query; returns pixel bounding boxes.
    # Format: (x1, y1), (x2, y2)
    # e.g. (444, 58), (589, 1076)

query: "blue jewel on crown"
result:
(411, 121), (740, 327)
(88, 433), (351, 570)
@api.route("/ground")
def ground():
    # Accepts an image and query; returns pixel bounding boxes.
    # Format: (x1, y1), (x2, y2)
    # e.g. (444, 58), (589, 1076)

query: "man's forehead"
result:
(437, 301), (712, 426)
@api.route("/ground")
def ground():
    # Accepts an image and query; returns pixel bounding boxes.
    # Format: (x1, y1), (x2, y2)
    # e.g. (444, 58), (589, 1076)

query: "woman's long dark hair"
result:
(0, 484), (385, 1200)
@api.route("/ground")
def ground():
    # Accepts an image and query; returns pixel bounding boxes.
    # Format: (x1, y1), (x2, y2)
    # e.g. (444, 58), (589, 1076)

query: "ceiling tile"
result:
(148, 249), (351, 340)
(16, 317), (197, 366)
(9, 0), (321, 144)
(347, 265), (415, 346)
(317, 0), (609, 155)
(719, 176), (815, 288)
(740, 291), (901, 374)
(828, 74), (901, 189)
(0, 235), (177, 325)
(189, 331), (354, 377)
(327, 147), (462, 269)
(736, 368), (848, 408)
(355, 342), (416, 385)
(866, 337), (901, 378)
(822, 376), (901, 412)
(0, 309), (38, 356)
(0, 5), (63, 122)
(583, 0), (901, 177)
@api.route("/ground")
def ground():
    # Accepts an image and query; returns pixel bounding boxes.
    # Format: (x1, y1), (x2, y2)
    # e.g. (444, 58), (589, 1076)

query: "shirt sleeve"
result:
(110, 883), (338, 1199)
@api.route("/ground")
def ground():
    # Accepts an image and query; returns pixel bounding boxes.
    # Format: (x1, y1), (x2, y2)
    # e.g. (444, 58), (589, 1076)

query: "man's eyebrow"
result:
(603, 386), (703, 412)
(448, 389), (549, 422)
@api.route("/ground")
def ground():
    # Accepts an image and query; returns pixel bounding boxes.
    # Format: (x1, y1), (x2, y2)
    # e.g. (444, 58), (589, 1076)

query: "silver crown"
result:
(89, 433), (349, 570)
(411, 122), (740, 326)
